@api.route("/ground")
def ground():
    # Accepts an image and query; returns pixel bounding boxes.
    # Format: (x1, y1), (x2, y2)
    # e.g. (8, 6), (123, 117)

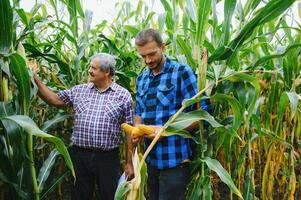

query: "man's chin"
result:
(147, 64), (157, 69)
(147, 65), (160, 71)
(89, 77), (95, 83)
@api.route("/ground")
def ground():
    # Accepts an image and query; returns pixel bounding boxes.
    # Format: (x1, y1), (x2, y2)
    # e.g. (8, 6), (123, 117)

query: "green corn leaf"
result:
(0, 115), (75, 178)
(215, 128), (227, 150)
(160, 0), (173, 31)
(162, 128), (199, 143)
(158, 12), (167, 31)
(167, 110), (223, 131)
(209, 0), (295, 63)
(23, 43), (71, 78)
(9, 53), (31, 115)
(176, 35), (196, 67)
(279, 92), (289, 120)
(203, 176), (213, 200)
(41, 113), (72, 132)
(40, 171), (70, 199)
(225, 73), (260, 120)
(216, 125), (242, 141)
(211, 93), (243, 130)
(251, 44), (301, 68)
(15, 8), (30, 27)
(37, 150), (60, 192)
(0, 0), (13, 55)
(182, 96), (209, 108)
(0, 171), (29, 199)
(242, 169), (255, 200)
(232, 133), (258, 179)
(243, 0), (261, 17)
(75, 0), (84, 18)
(68, 0), (78, 36)
(114, 182), (131, 200)
(261, 128), (293, 148)
(83, 9), (93, 37)
(124, 25), (140, 36)
(0, 102), (27, 173)
(221, 0), (237, 45)
(195, 0), (211, 45)
(286, 91), (299, 119)
(185, 0), (197, 22)
(204, 157), (243, 199)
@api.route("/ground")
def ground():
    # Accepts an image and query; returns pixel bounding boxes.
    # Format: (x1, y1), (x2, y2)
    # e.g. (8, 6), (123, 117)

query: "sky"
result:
(20, 0), (300, 29)
(20, 0), (165, 27)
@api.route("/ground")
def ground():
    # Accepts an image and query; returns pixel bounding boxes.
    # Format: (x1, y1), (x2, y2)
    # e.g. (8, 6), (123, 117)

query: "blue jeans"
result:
(70, 146), (120, 200)
(147, 162), (190, 200)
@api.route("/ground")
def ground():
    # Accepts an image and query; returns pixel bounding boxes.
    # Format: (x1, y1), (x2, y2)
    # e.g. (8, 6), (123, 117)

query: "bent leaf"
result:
(0, 115), (75, 178)
(204, 157), (243, 199)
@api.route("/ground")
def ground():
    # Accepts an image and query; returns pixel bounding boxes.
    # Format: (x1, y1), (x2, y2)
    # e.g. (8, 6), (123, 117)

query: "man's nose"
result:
(145, 56), (152, 64)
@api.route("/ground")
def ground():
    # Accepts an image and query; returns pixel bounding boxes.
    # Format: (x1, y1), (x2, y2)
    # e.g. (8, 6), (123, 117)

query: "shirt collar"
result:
(88, 82), (117, 92)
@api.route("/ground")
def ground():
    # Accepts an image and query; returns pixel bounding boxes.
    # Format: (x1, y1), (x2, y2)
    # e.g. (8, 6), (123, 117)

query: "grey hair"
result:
(91, 53), (116, 76)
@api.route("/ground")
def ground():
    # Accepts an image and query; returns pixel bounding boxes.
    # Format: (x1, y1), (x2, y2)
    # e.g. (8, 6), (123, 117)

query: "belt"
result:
(72, 146), (119, 153)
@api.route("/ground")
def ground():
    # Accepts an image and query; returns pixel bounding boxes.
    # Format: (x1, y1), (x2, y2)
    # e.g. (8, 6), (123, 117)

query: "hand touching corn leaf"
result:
(114, 149), (147, 200)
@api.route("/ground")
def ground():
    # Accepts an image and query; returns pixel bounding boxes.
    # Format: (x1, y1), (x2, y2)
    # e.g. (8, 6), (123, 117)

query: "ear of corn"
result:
(121, 123), (144, 137)
(131, 127), (144, 137)
(138, 125), (155, 135)
(121, 123), (134, 135)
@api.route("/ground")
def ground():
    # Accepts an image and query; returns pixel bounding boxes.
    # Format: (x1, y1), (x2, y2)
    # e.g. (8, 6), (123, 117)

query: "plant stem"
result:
(28, 134), (40, 200)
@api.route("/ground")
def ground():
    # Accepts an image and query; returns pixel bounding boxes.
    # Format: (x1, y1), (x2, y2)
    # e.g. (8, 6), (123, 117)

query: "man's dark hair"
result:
(135, 28), (163, 46)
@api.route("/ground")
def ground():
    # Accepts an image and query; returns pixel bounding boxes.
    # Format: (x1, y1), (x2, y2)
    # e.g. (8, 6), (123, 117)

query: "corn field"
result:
(0, 0), (301, 199)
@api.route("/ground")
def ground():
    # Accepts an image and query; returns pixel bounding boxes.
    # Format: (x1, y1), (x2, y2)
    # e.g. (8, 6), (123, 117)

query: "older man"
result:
(33, 53), (134, 200)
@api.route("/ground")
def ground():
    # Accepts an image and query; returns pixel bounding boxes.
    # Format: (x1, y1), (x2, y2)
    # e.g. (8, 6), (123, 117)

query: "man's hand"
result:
(124, 162), (134, 180)
(27, 59), (66, 107)
(121, 123), (143, 144)
(131, 134), (144, 144)
(28, 59), (39, 78)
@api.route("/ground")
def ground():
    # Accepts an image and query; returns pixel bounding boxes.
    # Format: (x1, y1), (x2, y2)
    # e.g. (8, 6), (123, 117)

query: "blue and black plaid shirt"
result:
(135, 57), (208, 169)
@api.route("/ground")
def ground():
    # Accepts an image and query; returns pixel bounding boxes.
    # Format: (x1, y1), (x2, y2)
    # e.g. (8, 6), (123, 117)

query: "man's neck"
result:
(94, 79), (112, 92)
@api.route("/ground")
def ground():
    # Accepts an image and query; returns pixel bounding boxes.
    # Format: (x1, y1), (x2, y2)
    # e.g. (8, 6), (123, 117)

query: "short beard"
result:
(153, 54), (164, 70)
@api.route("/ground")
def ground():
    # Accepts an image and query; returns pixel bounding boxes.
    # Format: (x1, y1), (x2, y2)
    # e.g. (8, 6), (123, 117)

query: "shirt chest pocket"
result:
(74, 98), (90, 114)
(157, 84), (175, 106)
(105, 101), (122, 120)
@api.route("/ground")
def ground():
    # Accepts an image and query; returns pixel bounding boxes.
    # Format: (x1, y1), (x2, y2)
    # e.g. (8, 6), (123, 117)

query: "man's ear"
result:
(104, 70), (111, 77)
(161, 43), (166, 51)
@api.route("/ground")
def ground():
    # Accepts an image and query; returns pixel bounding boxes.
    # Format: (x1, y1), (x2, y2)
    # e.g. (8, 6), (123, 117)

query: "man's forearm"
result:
(126, 134), (134, 163)
(34, 75), (65, 107)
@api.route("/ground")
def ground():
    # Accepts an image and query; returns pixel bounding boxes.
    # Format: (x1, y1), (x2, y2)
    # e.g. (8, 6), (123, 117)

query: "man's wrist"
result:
(33, 74), (40, 82)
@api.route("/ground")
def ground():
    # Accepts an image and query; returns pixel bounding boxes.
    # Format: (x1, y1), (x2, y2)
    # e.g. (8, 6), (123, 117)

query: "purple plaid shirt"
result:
(57, 82), (133, 150)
